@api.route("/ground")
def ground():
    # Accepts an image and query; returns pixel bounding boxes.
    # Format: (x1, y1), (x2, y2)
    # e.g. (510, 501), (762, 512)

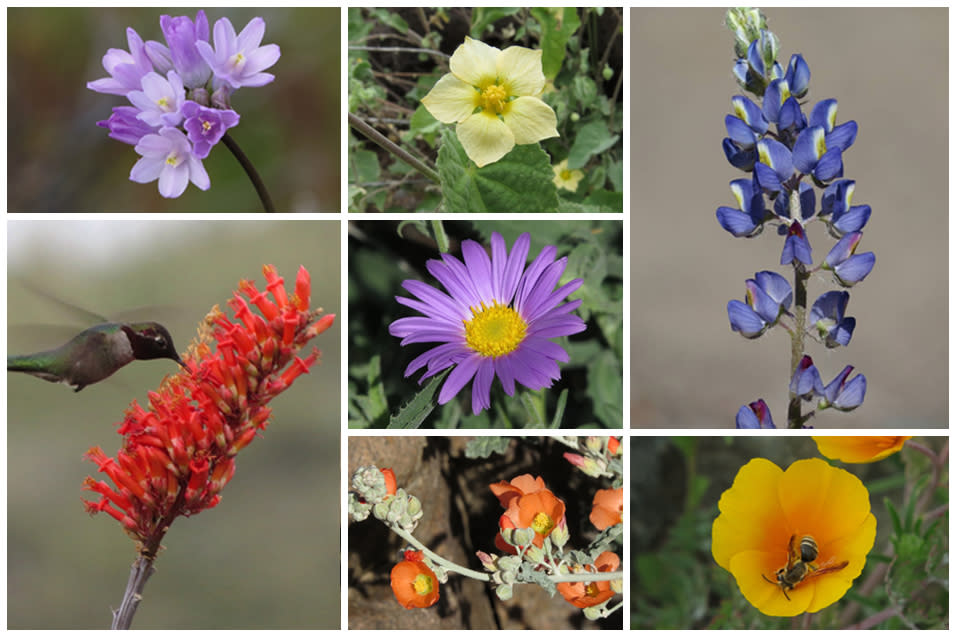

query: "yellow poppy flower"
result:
(552, 159), (584, 191)
(813, 436), (912, 463)
(712, 457), (876, 617)
(421, 37), (559, 167)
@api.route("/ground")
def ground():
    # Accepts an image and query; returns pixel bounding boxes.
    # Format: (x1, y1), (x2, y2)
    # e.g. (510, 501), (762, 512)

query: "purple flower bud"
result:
(809, 290), (855, 348)
(97, 106), (158, 146)
(157, 11), (212, 89)
(789, 355), (824, 399)
(181, 101), (239, 158)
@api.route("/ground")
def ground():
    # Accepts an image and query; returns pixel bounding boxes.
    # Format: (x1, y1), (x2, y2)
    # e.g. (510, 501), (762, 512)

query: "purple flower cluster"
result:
(88, 11), (280, 198)
(719, 10), (872, 428)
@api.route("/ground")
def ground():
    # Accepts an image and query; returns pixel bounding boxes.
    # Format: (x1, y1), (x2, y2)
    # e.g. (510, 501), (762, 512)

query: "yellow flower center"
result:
(584, 582), (600, 598)
(480, 83), (508, 114)
(531, 511), (555, 536)
(157, 96), (170, 111)
(202, 120), (213, 133)
(463, 301), (527, 358)
(560, 169), (573, 180)
(413, 573), (435, 596)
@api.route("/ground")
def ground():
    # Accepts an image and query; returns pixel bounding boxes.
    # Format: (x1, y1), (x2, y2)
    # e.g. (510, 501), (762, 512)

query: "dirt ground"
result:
(630, 8), (948, 428)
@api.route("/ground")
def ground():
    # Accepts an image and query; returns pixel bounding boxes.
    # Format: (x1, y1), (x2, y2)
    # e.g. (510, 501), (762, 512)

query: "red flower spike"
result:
(82, 266), (334, 553)
(263, 264), (288, 309)
(293, 266), (310, 312)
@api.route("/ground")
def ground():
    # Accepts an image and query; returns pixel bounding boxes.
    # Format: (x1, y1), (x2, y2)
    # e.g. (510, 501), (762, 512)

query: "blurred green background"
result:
(7, 220), (341, 628)
(8, 7), (340, 212)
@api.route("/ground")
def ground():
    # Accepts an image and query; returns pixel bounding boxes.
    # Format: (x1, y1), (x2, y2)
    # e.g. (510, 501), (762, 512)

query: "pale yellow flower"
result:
(421, 37), (559, 167)
(552, 159), (584, 191)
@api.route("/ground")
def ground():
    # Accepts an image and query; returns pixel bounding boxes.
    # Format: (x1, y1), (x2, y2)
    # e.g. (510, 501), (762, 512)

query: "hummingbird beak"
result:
(174, 353), (188, 369)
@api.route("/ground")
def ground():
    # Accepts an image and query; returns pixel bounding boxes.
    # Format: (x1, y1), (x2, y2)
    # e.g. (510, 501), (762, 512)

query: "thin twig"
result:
(349, 45), (448, 59)
(221, 132), (276, 213)
(348, 112), (440, 184)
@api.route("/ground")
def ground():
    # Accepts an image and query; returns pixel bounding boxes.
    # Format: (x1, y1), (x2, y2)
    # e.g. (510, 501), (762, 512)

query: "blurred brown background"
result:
(7, 7), (340, 212)
(7, 221), (340, 628)
(631, 8), (947, 428)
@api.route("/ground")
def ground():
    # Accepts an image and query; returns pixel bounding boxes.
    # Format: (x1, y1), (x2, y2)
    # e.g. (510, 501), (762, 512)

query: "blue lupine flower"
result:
(762, 79), (804, 131)
(809, 290), (855, 348)
(736, 399), (776, 428)
(820, 365), (866, 411)
(820, 179), (871, 236)
(823, 232), (875, 286)
(716, 178), (768, 237)
(784, 54), (810, 98)
(727, 270), (792, 338)
(780, 221), (812, 265)
(789, 354), (824, 399)
(754, 137), (794, 193)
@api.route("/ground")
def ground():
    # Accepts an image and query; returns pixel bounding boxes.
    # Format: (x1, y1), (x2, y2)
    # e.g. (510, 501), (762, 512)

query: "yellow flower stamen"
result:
(413, 573), (435, 596)
(463, 301), (527, 358)
(480, 83), (508, 114)
(584, 582), (600, 598)
(531, 511), (555, 536)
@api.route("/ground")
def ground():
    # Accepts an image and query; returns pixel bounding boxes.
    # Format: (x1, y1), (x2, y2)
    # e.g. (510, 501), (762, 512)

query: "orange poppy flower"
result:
(712, 458), (876, 616)
(813, 436), (912, 463)
(590, 487), (623, 530)
(557, 551), (621, 608)
(390, 552), (440, 609)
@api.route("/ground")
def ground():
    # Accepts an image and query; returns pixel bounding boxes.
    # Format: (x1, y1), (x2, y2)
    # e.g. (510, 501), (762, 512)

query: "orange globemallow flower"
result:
(557, 551), (620, 608)
(590, 487), (623, 530)
(83, 265), (335, 555)
(712, 458), (876, 617)
(381, 468), (398, 496)
(813, 436), (912, 463)
(490, 474), (566, 550)
(391, 551), (440, 609)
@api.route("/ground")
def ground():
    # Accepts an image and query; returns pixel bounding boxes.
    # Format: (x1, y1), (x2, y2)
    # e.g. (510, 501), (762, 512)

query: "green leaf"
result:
(550, 388), (568, 428)
(403, 104), (443, 148)
(530, 8), (581, 79)
(567, 119), (620, 170)
(387, 369), (451, 429)
(469, 8), (520, 38)
(587, 349), (623, 428)
(464, 436), (513, 459)
(437, 129), (558, 212)
(364, 355), (388, 426)
(349, 148), (380, 183)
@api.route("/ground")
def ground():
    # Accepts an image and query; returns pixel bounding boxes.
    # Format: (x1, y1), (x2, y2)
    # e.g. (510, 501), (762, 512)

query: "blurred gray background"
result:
(7, 221), (340, 628)
(631, 8), (947, 428)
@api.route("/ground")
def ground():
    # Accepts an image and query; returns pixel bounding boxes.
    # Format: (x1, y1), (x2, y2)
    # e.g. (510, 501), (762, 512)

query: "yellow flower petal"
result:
(421, 73), (479, 124)
(813, 436), (911, 463)
(503, 96), (558, 145)
(497, 46), (546, 96)
(457, 112), (515, 167)
(711, 458), (787, 569)
(449, 36), (499, 88)
(730, 550), (813, 617)
(778, 458), (871, 543)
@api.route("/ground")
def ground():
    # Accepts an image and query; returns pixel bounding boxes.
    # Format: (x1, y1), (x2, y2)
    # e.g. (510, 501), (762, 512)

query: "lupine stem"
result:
(787, 186), (809, 428)
(348, 112), (441, 184)
(221, 132), (276, 213)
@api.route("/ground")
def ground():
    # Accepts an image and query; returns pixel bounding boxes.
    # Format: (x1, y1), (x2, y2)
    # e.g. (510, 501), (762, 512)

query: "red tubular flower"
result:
(82, 265), (335, 556)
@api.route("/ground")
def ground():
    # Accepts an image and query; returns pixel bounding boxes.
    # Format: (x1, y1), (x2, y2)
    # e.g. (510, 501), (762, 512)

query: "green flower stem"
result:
(548, 572), (621, 583)
(787, 187), (809, 429)
(389, 524), (490, 581)
(430, 220), (449, 254)
(348, 112), (440, 184)
(221, 132), (276, 213)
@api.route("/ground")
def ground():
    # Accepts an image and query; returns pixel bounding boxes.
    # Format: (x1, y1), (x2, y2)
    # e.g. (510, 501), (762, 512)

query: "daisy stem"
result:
(221, 132), (276, 213)
(430, 220), (449, 253)
(348, 113), (440, 184)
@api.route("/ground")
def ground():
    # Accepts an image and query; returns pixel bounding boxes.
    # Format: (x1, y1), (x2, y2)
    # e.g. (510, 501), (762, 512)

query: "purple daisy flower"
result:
(388, 231), (586, 415)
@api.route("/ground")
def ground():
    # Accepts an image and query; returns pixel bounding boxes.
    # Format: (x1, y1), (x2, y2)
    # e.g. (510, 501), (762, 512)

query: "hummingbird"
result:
(7, 322), (186, 392)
